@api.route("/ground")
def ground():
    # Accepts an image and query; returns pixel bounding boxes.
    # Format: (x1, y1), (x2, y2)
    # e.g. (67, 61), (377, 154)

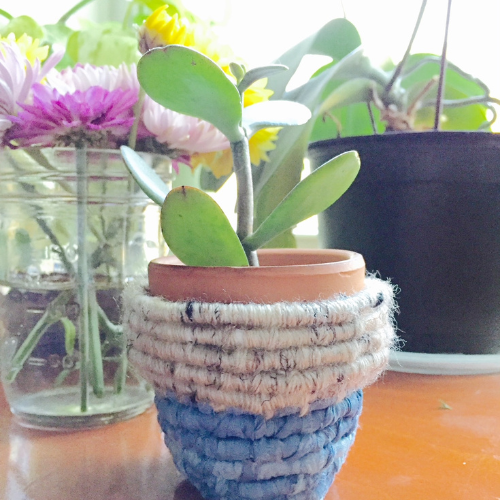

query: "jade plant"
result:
(121, 45), (360, 266)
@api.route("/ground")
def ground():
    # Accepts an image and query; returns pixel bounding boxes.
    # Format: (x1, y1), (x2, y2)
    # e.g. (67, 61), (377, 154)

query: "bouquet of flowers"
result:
(0, 0), (282, 428)
(0, 1), (280, 172)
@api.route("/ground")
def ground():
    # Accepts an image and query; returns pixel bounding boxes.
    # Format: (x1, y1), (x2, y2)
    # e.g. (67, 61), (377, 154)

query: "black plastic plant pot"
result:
(308, 131), (500, 355)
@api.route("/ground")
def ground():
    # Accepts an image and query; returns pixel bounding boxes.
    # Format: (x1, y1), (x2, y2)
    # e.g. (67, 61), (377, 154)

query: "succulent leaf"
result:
(161, 186), (249, 267)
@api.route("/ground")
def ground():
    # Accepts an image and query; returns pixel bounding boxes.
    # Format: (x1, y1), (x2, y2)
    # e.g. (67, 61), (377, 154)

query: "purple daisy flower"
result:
(6, 83), (138, 148)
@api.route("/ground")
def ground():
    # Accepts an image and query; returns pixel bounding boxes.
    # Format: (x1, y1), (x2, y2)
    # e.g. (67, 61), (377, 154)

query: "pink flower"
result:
(142, 96), (229, 154)
(47, 63), (140, 94)
(0, 40), (61, 139)
(6, 83), (137, 148)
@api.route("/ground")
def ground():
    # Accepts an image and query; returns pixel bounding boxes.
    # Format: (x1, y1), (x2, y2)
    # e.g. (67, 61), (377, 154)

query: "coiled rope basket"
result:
(123, 258), (396, 500)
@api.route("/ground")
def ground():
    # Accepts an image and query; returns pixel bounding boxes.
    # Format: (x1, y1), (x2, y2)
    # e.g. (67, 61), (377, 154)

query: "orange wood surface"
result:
(1, 371), (499, 500)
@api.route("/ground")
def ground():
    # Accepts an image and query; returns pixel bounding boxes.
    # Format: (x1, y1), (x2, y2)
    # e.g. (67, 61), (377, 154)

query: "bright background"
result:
(6, 0), (500, 101)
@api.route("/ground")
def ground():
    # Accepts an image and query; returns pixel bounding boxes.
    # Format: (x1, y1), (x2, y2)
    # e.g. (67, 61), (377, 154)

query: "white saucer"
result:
(388, 350), (500, 375)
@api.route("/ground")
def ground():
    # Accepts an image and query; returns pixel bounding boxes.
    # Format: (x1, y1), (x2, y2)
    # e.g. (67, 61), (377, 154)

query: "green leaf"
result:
(238, 64), (288, 93)
(61, 317), (76, 356)
(43, 23), (74, 47)
(135, 0), (167, 10)
(245, 151), (360, 250)
(120, 146), (170, 205)
(199, 168), (231, 192)
(229, 62), (246, 84)
(161, 186), (249, 267)
(318, 78), (376, 115)
(262, 229), (297, 249)
(242, 100), (311, 137)
(138, 45), (244, 142)
(66, 22), (140, 67)
(254, 48), (368, 199)
(0, 15), (43, 38)
(253, 125), (308, 243)
(310, 101), (381, 142)
(267, 18), (362, 99)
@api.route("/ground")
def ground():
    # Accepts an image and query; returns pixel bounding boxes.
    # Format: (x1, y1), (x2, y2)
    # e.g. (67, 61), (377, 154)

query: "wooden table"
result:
(1, 371), (499, 500)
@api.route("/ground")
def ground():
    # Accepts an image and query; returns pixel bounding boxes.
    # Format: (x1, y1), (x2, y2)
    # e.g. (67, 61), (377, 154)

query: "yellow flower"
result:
(249, 127), (280, 165)
(191, 126), (280, 178)
(140, 7), (280, 176)
(192, 78), (281, 177)
(243, 78), (274, 107)
(139, 6), (234, 72)
(191, 149), (233, 178)
(139, 7), (194, 53)
(1, 33), (49, 64)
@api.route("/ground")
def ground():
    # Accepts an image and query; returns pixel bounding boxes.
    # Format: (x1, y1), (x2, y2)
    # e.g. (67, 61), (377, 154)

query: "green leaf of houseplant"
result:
(242, 100), (312, 136)
(0, 15), (44, 38)
(66, 21), (140, 66)
(120, 146), (170, 205)
(266, 18), (362, 99)
(199, 168), (231, 192)
(254, 47), (368, 200)
(161, 186), (249, 267)
(138, 45), (244, 142)
(237, 64), (288, 93)
(244, 151), (360, 250)
(317, 78), (377, 115)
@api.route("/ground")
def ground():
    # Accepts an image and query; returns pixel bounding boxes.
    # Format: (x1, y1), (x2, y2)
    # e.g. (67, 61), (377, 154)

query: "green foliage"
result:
(161, 187), (249, 267)
(251, 13), (497, 242)
(242, 101), (312, 137)
(237, 64), (287, 93)
(0, 0), (165, 70)
(120, 146), (170, 205)
(123, 42), (362, 267)
(61, 317), (76, 356)
(66, 21), (140, 67)
(266, 18), (362, 98)
(0, 15), (43, 39)
(138, 46), (244, 142)
(244, 151), (360, 250)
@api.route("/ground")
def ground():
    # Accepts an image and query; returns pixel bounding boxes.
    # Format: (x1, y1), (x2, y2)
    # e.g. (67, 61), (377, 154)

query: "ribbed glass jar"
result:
(0, 147), (172, 430)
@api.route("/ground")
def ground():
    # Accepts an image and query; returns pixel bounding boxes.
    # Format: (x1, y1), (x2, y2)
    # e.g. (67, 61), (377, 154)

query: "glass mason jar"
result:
(0, 147), (172, 430)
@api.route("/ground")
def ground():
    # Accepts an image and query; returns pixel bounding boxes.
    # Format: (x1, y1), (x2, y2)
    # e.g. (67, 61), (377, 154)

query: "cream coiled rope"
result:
(123, 277), (397, 419)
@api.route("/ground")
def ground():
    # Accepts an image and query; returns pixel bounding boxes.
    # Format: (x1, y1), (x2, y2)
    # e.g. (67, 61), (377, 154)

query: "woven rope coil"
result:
(123, 277), (396, 419)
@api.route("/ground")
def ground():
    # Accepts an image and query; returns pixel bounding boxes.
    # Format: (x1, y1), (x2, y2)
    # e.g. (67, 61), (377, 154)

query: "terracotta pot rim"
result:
(148, 248), (366, 304)
(150, 248), (363, 271)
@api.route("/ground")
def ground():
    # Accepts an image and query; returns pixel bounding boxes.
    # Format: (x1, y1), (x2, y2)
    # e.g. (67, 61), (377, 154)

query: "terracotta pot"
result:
(124, 248), (396, 500)
(148, 248), (366, 303)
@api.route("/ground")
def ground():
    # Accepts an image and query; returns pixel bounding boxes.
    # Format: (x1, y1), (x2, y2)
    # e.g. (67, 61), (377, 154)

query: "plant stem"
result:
(58, 0), (96, 24)
(231, 138), (259, 266)
(5, 291), (73, 383)
(0, 9), (13, 20)
(114, 328), (128, 395)
(385, 0), (427, 94)
(122, 0), (135, 30)
(76, 147), (90, 412)
(367, 102), (378, 134)
(128, 88), (146, 150)
(88, 289), (105, 397)
(434, 0), (453, 131)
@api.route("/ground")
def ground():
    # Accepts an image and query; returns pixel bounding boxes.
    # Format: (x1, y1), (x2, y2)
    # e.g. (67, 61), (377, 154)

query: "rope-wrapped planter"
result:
(123, 276), (396, 500)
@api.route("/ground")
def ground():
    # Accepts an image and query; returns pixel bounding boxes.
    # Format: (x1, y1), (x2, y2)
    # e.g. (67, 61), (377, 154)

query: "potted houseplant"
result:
(120, 14), (397, 500)
(0, 0), (277, 429)
(250, 0), (500, 372)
